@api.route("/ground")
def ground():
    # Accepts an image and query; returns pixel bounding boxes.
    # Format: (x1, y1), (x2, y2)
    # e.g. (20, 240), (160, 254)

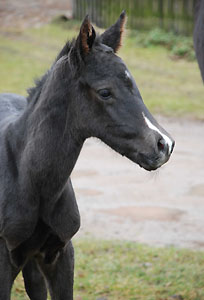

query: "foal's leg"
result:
(22, 258), (47, 300)
(37, 241), (74, 300)
(0, 238), (19, 300)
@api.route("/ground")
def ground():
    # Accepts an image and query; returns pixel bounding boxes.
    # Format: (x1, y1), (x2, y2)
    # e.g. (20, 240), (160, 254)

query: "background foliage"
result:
(73, 0), (195, 35)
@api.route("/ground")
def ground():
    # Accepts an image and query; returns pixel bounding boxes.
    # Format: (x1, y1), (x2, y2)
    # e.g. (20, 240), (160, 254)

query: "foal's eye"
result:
(98, 89), (111, 100)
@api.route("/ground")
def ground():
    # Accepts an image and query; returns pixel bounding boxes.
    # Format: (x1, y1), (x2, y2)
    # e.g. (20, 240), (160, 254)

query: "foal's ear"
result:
(100, 11), (126, 52)
(76, 15), (96, 58)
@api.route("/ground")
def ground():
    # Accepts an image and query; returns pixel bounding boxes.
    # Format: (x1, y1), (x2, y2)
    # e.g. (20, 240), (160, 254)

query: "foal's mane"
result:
(26, 35), (102, 105)
(27, 39), (75, 104)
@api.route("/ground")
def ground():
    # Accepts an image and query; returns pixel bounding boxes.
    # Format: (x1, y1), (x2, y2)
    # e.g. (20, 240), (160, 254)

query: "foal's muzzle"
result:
(128, 134), (175, 171)
(139, 137), (175, 171)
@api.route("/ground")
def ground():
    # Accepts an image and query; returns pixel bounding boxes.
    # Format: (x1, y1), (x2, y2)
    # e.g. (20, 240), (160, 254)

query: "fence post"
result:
(158, 0), (164, 28)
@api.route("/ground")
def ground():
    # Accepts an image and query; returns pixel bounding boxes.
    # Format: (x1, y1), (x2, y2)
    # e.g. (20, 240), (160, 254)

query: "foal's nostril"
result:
(158, 138), (175, 156)
(157, 138), (167, 153)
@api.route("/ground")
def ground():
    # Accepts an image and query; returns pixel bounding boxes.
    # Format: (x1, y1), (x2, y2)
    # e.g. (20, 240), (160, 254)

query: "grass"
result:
(132, 28), (195, 61)
(0, 20), (203, 119)
(122, 37), (204, 118)
(12, 238), (204, 300)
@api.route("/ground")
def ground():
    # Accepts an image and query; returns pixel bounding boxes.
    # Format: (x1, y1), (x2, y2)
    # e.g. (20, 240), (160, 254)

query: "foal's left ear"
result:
(100, 11), (126, 52)
(76, 15), (96, 58)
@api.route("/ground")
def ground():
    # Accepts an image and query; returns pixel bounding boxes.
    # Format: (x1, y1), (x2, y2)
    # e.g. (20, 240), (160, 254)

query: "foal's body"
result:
(0, 90), (79, 299)
(0, 13), (174, 299)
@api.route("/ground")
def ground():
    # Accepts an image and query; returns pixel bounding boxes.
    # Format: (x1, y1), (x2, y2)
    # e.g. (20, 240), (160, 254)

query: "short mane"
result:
(27, 40), (75, 103)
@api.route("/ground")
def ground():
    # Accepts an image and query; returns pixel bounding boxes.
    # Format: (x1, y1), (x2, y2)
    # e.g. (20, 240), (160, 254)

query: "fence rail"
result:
(73, 0), (196, 35)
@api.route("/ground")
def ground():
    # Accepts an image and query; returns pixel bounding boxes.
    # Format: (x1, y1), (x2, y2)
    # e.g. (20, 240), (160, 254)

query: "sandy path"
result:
(71, 116), (204, 250)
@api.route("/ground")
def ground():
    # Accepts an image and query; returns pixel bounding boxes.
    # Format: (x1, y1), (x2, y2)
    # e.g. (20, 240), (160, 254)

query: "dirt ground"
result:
(0, 0), (72, 29)
(71, 116), (204, 250)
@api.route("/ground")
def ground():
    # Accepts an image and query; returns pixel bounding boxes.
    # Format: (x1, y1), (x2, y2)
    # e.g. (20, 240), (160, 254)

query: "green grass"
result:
(0, 20), (203, 119)
(132, 28), (195, 61)
(12, 238), (204, 300)
(122, 37), (204, 118)
(0, 22), (78, 96)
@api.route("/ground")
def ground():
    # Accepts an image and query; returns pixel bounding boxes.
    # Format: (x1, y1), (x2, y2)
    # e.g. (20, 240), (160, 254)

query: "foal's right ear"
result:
(76, 15), (96, 59)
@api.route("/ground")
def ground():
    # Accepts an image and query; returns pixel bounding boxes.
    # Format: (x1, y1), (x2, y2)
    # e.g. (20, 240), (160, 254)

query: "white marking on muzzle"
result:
(142, 113), (173, 155)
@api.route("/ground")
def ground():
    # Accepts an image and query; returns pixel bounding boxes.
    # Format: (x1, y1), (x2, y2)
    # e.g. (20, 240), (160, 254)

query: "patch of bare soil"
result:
(71, 117), (204, 250)
(100, 206), (185, 222)
(0, 0), (72, 30)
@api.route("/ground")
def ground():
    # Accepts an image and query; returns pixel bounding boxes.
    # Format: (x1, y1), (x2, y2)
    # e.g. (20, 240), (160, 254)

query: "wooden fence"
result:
(73, 0), (196, 35)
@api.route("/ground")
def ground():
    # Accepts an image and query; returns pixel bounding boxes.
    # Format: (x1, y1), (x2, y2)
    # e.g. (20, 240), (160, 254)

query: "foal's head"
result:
(63, 12), (174, 171)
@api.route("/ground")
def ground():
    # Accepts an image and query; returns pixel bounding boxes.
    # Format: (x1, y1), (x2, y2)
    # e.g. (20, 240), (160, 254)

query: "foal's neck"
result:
(13, 59), (83, 198)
